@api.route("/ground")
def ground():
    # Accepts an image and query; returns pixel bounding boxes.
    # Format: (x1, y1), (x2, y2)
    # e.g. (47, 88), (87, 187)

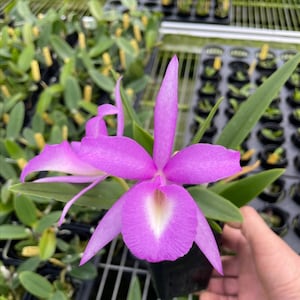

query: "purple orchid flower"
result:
(20, 79), (124, 225)
(78, 56), (241, 274)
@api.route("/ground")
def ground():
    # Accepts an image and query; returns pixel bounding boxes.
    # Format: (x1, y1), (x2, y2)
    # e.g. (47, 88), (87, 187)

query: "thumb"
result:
(241, 206), (300, 298)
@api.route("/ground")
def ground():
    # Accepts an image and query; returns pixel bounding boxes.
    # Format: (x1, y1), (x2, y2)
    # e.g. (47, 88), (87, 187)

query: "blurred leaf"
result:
(88, 69), (114, 93)
(63, 76), (81, 110)
(6, 102), (25, 139)
(22, 23), (34, 45)
(88, 36), (114, 58)
(18, 43), (35, 72)
(36, 89), (53, 115)
(35, 211), (61, 233)
(4, 139), (26, 159)
(17, 256), (41, 273)
(69, 262), (97, 280)
(211, 169), (285, 207)
(50, 35), (74, 61)
(133, 121), (153, 155)
(14, 195), (37, 227)
(19, 271), (53, 298)
(88, 0), (104, 21)
(217, 52), (300, 148)
(0, 224), (30, 240)
(10, 179), (125, 210)
(116, 37), (135, 56)
(188, 186), (243, 222)
(127, 276), (142, 300)
(39, 228), (56, 260)
(0, 155), (17, 180)
(16, 1), (36, 23)
(49, 290), (68, 300)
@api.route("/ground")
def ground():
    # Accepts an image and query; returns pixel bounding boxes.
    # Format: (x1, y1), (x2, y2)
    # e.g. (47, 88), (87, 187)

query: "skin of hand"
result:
(199, 206), (300, 300)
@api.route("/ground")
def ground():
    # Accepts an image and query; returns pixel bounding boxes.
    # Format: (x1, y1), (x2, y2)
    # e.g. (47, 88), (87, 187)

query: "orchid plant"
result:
(12, 51), (300, 279)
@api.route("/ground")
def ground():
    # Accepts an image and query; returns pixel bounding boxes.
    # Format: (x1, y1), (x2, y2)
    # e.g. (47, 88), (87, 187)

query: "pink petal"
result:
(164, 143), (241, 184)
(34, 175), (103, 183)
(58, 176), (107, 225)
(153, 56), (178, 170)
(85, 116), (108, 137)
(80, 196), (124, 265)
(115, 77), (124, 136)
(20, 141), (101, 182)
(122, 181), (197, 262)
(80, 136), (156, 180)
(195, 209), (223, 275)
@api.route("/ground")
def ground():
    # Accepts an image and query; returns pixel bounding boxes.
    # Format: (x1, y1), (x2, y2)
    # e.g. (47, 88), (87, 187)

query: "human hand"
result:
(199, 206), (300, 300)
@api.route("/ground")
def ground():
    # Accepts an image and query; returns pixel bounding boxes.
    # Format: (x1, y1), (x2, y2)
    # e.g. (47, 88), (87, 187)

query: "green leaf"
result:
(63, 76), (81, 110)
(10, 179), (125, 210)
(39, 228), (56, 260)
(18, 43), (35, 72)
(212, 169), (285, 207)
(50, 35), (74, 61)
(88, 36), (114, 58)
(88, 69), (114, 93)
(88, 0), (104, 21)
(22, 23), (34, 45)
(69, 262), (98, 280)
(133, 121), (153, 155)
(4, 139), (26, 159)
(49, 290), (68, 300)
(127, 276), (142, 300)
(0, 224), (30, 240)
(17, 256), (41, 273)
(14, 195), (37, 227)
(36, 89), (53, 115)
(0, 155), (17, 180)
(122, 0), (137, 10)
(116, 37), (135, 56)
(188, 186), (243, 222)
(191, 97), (223, 144)
(216, 52), (300, 149)
(19, 271), (53, 298)
(6, 102), (25, 139)
(35, 211), (61, 233)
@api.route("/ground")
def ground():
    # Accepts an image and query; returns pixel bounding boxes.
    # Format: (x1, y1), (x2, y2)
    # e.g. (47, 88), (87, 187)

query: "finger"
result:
(211, 256), (239, 277)
(240, 206), (300, 294)
(221, 224), (245, 253)
(199, 291), (237, 300)
(207, 276), (239, 296)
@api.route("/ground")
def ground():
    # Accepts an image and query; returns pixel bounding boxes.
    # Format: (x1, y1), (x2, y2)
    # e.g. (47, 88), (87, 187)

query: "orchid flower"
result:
(78, 56), (241, 274)
(20, 79), (124, 225)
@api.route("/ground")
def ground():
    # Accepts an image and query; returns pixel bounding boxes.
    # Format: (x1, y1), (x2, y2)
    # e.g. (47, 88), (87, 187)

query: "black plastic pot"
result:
(257, 123), (285, 145)
(260, 145), (288, 169)
(258, 179), (286, 203)
(289, 111), (300, 126)
(291, 131), (300, 148)
(290, 182), (300, 205)
(259, 205), (289, 236)
(148, 242), (218, 300)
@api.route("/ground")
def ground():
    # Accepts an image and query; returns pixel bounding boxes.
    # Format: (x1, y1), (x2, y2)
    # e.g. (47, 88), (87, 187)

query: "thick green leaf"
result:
(17, 256), (41, 273)
(4, 139), (26, 159)
(133, 121), (153, 155)
(127, 276), (142, 300)
(6, 102), (25, 139)
(88, 36), (114, 58)
(10, 179), (125, 210)
(14, 195), (37, 227)
(88, 0), (104, 21)
(18, 43), (35, 72)
(39, 228), (56, 260)
(49, 290), (68, 300)
(35, 211), (61, 233)
(88, 69), (114, 93)
(50, 35), (74, 61)
(63, 76), (81, 110)
(188, 186), (243, 222)
(116, 37), (135, 56)
(216, 52), (300, 149)
(0, 224), (30, 240)
(36, 89), (53, 115)
(69, 262), (98, 280)
(0, 155), (17, 179)
(211, 169), (285, 207)
(19, 271), (53, 298)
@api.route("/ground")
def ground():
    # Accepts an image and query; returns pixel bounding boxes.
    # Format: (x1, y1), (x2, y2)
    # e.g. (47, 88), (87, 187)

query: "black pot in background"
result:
(258, 179), (286, 203)
(147, 241), (219, 300)
(259, 205), (289, 237)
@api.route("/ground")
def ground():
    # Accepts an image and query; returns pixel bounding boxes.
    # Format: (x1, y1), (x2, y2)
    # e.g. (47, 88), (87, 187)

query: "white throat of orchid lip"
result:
(146, 189), (173, 239)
